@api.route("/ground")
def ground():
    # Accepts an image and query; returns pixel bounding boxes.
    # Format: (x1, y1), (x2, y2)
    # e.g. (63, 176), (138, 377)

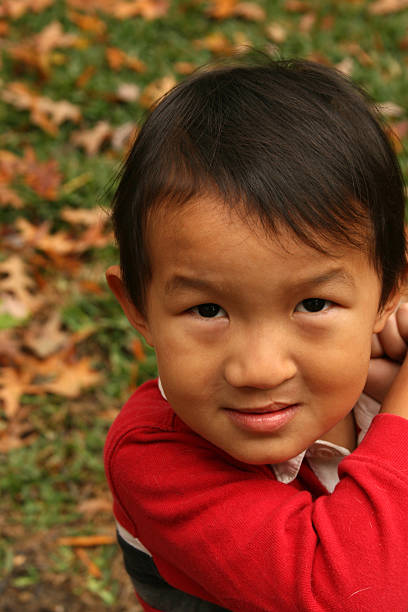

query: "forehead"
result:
(146, 196), (377, 285)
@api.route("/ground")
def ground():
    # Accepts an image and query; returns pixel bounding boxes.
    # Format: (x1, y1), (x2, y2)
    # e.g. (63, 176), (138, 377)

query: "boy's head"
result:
(110, 56), (406, 315)
(107, 57), (407, 464)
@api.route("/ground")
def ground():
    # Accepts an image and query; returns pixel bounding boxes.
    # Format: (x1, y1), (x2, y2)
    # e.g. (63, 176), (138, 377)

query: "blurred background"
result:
(1, 0), (408, 610)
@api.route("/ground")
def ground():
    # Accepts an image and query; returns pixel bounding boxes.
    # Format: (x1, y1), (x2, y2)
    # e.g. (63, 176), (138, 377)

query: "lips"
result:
(225, 403), (299, 433)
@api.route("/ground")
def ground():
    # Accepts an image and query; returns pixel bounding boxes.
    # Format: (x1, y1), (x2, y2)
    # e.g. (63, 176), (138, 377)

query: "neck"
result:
(320, 411), (357, 451)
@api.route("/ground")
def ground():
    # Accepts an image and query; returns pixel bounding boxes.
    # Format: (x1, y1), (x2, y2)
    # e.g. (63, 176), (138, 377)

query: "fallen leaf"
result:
(336, 57), (354, 76)
(265, 22), (287, 44)
(174, 61), (197, 75)
(207, 0), (237, 18)
(233, 2), (266, 20)
(75, 548), (102, 578)
(377, 101), (405, 118)
(22, 147), (62, 200)
(77, 497), (113, 516)
(9, 21), (78, 76)
(57, 535), (116, 547)
(23, 311), (68, 358)
(0, 255), (40, 318)
(193, 32), (235, 56)
(0, 0), (53, 19)
(106, 47), (146, 72)
(0, 186), (23, 208)
(368, 0), (408, 14)
(27, 355), (101, 398)
(340, 41), (373, 67)
(2, 82), (81, 135)
(139, 75), (177, 108)
(299, 12), (316, 33)
(68, 11), (107, 35)
(110, 122), (138, 151)
(112, 0), (170, 20)
(115, 83), (141, 103)
(75, 65), (96, 88)
(0, 367), (31, 419)
(284, 0), (311, 12)
(61, 206), (109, 227)
(71, 121), (112, 156)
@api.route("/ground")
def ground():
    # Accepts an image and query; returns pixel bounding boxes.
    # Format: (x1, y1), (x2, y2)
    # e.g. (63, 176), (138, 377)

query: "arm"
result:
(108, 412), (408, 612)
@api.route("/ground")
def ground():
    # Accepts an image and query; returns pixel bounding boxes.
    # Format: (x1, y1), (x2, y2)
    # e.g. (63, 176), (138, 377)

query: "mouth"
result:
(224, 403), (299, 433)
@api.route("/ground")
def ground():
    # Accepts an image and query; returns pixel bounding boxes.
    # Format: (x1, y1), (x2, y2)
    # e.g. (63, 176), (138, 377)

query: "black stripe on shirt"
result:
(117, 531), (230, 611)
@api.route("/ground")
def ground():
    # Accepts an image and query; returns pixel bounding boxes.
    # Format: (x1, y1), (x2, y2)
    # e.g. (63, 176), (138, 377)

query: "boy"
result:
(104, 58), (408, 611)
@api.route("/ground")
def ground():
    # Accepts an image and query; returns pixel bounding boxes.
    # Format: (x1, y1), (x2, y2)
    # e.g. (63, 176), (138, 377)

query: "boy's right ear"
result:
(105, 266), (154, 346)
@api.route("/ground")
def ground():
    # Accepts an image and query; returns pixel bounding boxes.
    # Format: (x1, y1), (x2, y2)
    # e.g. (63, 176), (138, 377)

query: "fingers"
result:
(364, 357), (400, 403)
(396, 302), (408, 341)
(377, 307), (407, 362)
(370, 333), (383, 358)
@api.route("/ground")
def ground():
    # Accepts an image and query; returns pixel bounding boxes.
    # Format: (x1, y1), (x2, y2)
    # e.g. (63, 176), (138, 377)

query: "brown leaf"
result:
(68, 11), (107, 35)
(75, 548), (102, 578)
(112, 0), (170, 20)
(139, 76), (177, 108)
(0, 0), (53, 19)
(71, 121), (112, 156)
(9, 21), (78, 77)
(299, 12), (316, 33)
(207, 0), (237, 18)
(27, 355), (101, 398)
(61, 206), (109, 227)
(77, 497), (113, 516)
(369, 0), (408, 14)
(106, 47), (146, 72)
(193, 32), (235, 56)
(174, 61), (197, 75)
(15, 218), (77, 256)
(0, 186), (23, 208)
(24, 311), (68, 358)
(233, 2), (266, 21)
(265, 22), (287, 44)
(57, 535), (116, 547)
(110, 122), (138, 152)
(2, 82), (81, 135)
(284, 0), (311, 11)
(115, 83), (141, 103)
(0, 367), (31, 419)
(22, 147), (62, 200)
(0, 255), (40, 317)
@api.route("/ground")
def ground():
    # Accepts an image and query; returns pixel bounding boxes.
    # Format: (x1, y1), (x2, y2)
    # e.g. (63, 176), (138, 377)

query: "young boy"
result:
(104, 58), (408, 611)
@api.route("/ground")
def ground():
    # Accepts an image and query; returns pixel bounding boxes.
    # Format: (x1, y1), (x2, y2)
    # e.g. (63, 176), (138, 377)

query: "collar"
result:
(157, 379), (380, 492)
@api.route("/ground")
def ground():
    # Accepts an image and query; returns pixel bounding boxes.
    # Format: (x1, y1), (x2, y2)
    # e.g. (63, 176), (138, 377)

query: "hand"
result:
(364, 302), (408, 403)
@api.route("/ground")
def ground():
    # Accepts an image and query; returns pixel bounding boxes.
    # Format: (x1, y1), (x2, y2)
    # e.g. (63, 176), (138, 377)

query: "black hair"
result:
(111, 56), (406, 313)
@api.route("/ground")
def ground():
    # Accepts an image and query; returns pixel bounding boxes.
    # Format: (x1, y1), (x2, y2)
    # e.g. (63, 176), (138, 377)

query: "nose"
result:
(223, 327), (297, 390)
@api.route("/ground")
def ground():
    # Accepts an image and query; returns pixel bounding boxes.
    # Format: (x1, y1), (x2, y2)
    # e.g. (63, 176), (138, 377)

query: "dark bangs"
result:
(112, 59), (406, 312)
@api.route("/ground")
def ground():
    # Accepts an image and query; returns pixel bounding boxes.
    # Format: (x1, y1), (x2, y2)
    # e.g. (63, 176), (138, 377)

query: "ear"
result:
(105, 265), (154, 346)
(373, 289), (401, 334)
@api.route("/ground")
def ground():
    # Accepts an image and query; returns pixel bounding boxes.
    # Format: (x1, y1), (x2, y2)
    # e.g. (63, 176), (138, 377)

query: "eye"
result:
(295, 298), (332, 313)
(191, 303), (226, 318)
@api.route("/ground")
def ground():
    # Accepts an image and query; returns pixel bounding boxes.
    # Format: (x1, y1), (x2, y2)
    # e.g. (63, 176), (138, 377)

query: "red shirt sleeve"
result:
(105, 382), (408, 612)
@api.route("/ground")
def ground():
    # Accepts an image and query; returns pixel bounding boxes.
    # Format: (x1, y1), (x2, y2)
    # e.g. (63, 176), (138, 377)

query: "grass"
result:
(1, 0), (408, 608)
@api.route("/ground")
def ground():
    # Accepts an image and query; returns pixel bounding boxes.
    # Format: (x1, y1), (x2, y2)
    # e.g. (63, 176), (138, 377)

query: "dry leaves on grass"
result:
(2, 82), (81, 135)
(9, 21), (78, 77)
(368, 0), (408, 14)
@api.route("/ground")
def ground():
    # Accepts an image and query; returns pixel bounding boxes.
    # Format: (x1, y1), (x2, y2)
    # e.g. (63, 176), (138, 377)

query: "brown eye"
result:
(297, 298), (330, 313)
(197, 303), (222, 318)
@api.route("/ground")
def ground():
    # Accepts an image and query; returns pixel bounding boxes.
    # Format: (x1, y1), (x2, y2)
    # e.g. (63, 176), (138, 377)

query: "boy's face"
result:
(108, 197), (397, 464)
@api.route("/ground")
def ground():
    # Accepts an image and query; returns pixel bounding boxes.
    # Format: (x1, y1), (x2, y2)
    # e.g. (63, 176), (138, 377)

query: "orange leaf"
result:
(139, 76), (177, 109)
(58, 535), (116, 547)
(75, 548), (102, 578)
(68, 11), (107, 35)
(369, 0), (408, 14)
(71, 121), (112, 156)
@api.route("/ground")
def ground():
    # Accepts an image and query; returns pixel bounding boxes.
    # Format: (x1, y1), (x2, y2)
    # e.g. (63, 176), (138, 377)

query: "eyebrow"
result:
(165, 268), (356, 295)
(165, 275), (217, 295)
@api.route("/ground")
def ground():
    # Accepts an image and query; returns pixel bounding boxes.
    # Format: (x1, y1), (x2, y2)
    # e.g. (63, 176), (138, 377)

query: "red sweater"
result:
(104, 379), (408, 611)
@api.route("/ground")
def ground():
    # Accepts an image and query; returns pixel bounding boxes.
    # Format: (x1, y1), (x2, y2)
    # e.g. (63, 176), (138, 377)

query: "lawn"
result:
(1, 0), (408, 609)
